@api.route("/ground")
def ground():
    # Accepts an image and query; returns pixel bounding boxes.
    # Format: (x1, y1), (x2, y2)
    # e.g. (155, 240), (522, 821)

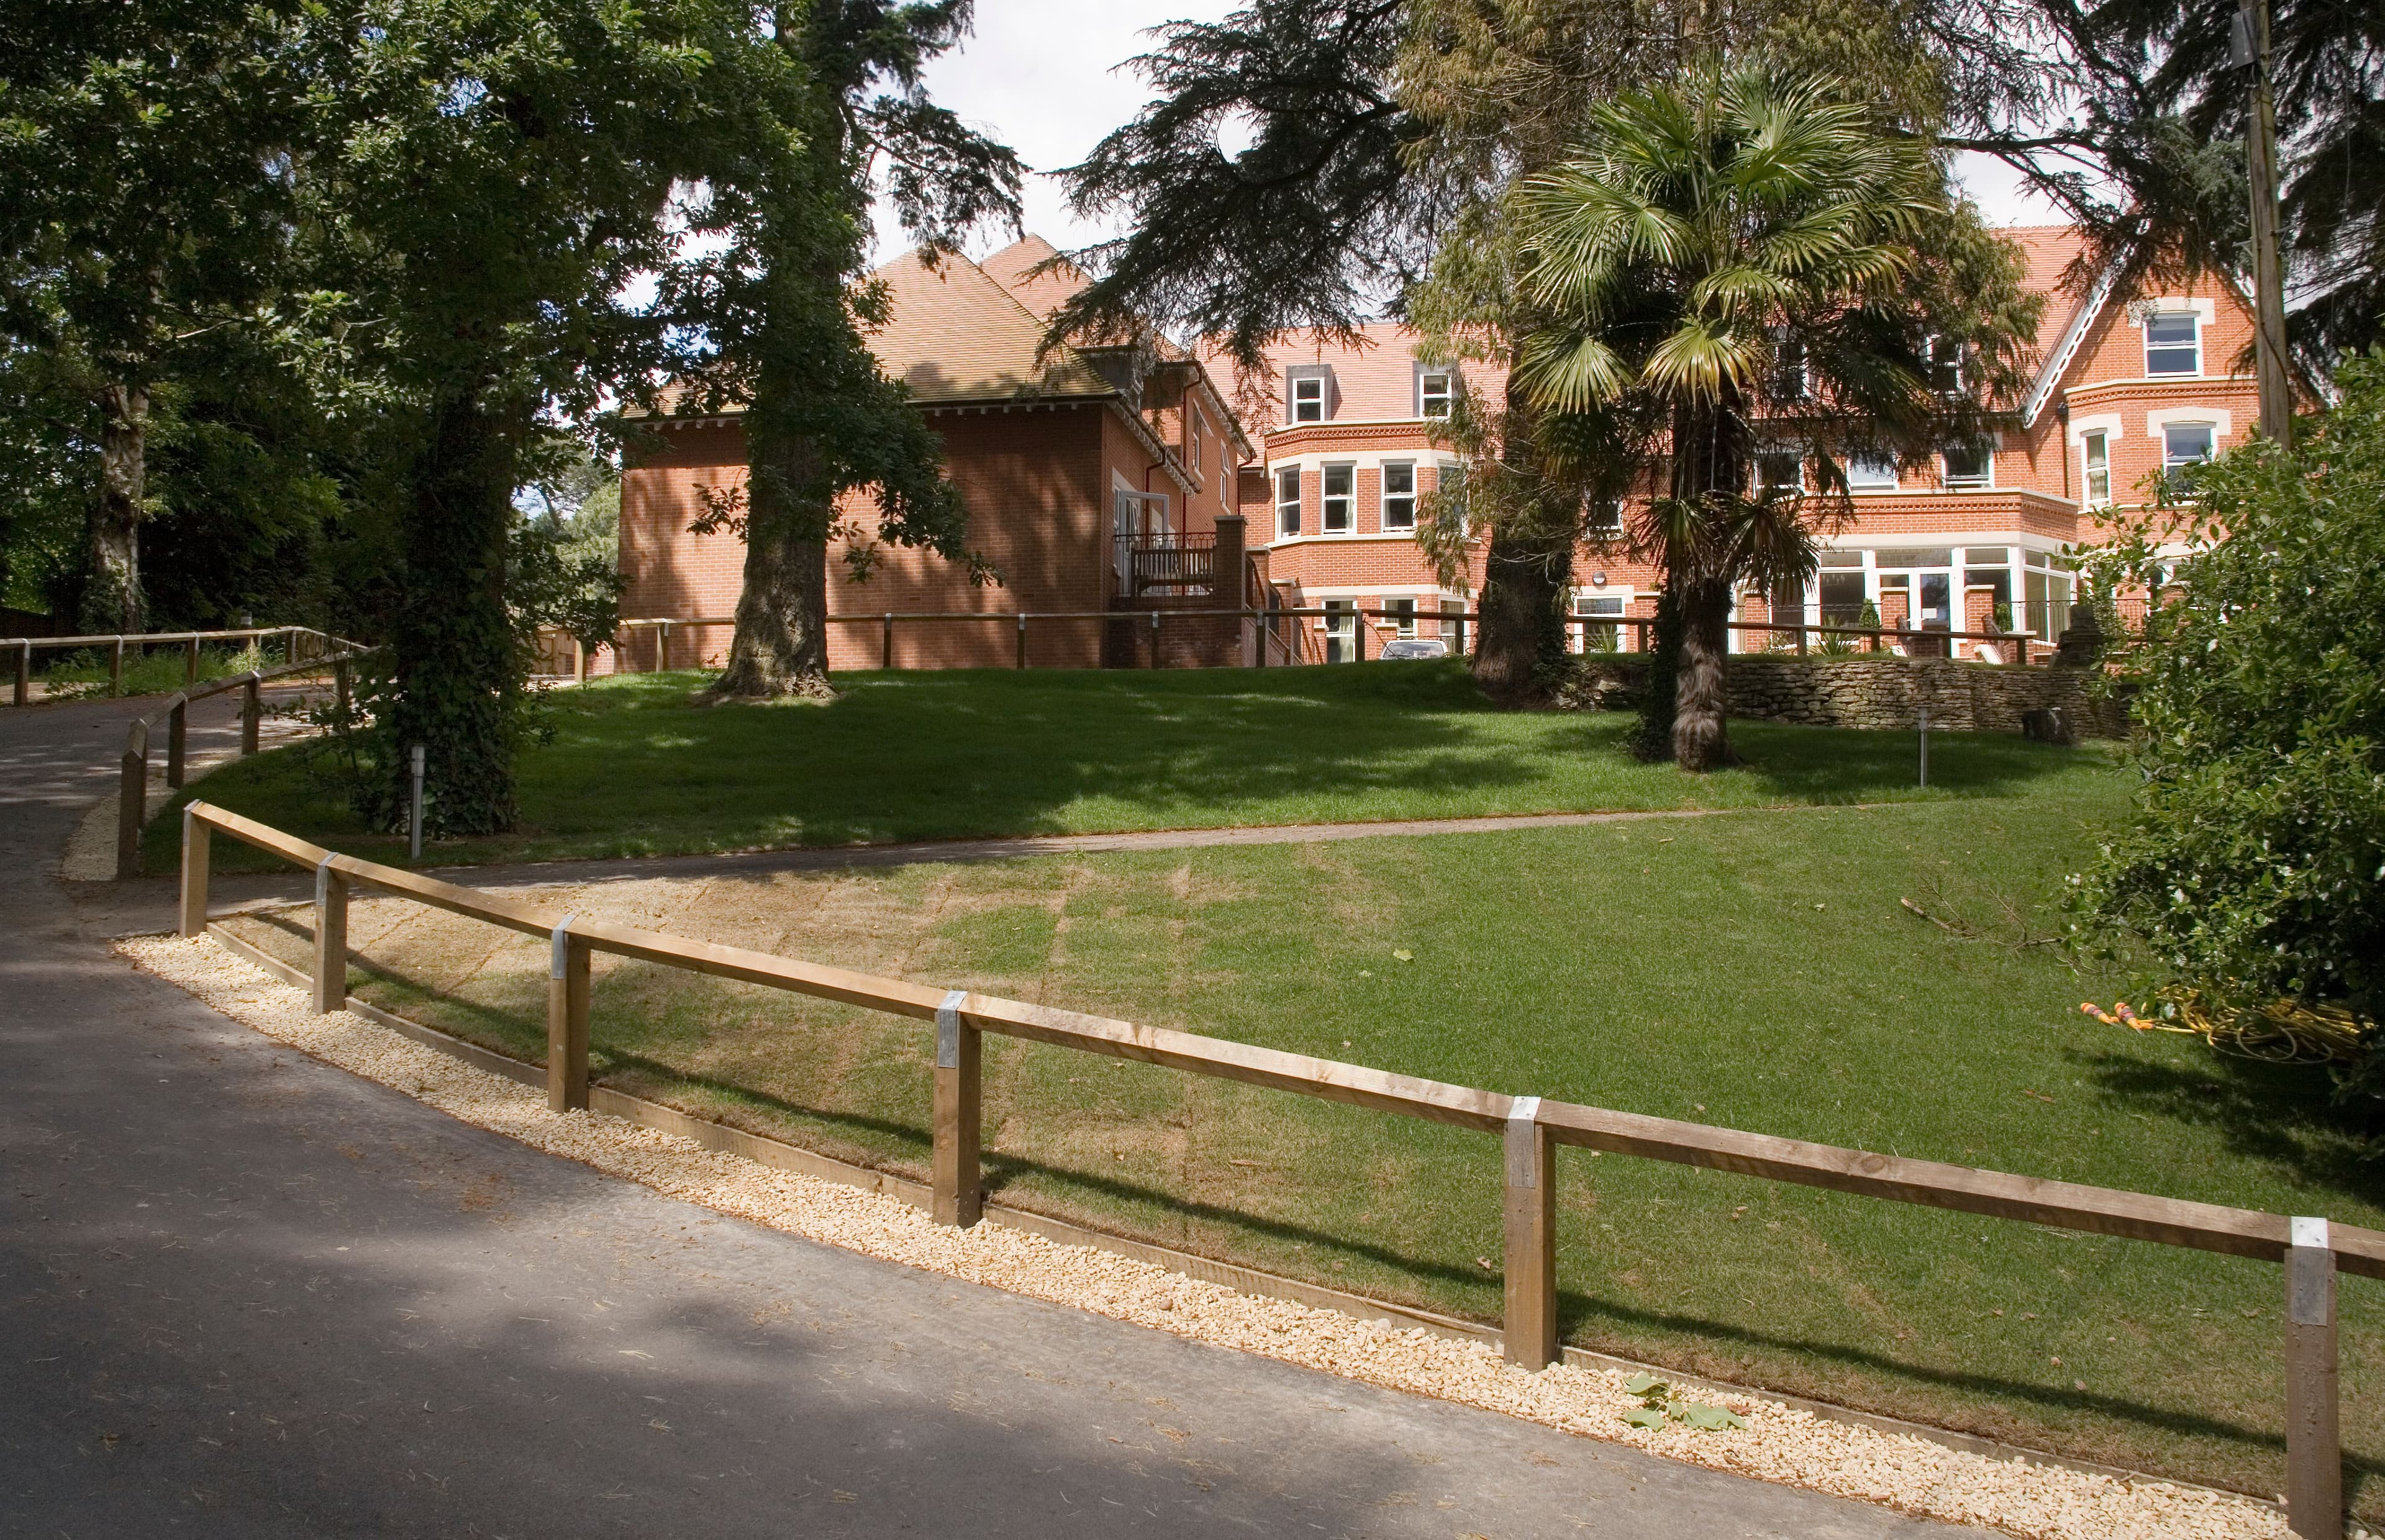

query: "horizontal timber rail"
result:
(114, 640), (378, 879)
(561, 612), (2061, 677)
(7, 625), (366, 708)
(179, 800), (2371, 1536)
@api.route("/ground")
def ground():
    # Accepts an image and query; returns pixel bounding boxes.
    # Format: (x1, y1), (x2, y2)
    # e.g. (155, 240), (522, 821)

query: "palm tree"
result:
(1510, 65), (2033, 770)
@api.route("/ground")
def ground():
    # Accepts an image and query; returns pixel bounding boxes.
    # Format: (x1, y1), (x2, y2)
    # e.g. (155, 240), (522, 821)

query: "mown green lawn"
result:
(150, 659), (2089, 874)
(220, 749), (2384, 1518)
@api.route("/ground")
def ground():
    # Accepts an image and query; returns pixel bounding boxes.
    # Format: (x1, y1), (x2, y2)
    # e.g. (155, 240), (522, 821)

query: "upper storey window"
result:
(1942, 438), (1993, 489)
(1417, 368), (1456, 419)
(1845, 453), (1900, 492)
(1276, 466), (1301, 537)
(2145, 312), (2202, 376)
(1287, 366), (1334, 424)
(1927, 334), (1966, 396)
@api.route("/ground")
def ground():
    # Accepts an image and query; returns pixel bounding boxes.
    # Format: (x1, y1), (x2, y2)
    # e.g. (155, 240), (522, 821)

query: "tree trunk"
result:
(389, 387), (522, 836)
(1671, 569), (1734, 771)
(714, 405), (835, 699)
(1470, 528), (1570, 698)
(79, 381), (148, 635)
(1469, 376), (1574, 699)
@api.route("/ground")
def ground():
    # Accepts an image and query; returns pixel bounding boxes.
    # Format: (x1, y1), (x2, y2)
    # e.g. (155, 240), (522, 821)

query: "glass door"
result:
(1323, 599), (1356, 663)
(1914, 570), (1953, 658)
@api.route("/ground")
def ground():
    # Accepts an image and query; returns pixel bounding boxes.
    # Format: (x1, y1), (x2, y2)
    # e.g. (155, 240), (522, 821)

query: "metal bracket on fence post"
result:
(1502, 1095), (1558, 1370)
(547, 915), (590, 1113)
(312, 854), (348, 1015)
(2285, 1215), (2340, 1538)
(932, 989), (981, 1228)
(179, 804), (210, 938)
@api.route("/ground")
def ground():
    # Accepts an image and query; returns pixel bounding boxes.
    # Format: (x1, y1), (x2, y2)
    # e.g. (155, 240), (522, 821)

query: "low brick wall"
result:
(1566, 653), (2129, 738)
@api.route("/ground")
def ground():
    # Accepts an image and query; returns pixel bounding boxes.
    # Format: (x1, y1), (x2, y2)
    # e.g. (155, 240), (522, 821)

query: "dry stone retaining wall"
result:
(1568, 654), (2129, 738)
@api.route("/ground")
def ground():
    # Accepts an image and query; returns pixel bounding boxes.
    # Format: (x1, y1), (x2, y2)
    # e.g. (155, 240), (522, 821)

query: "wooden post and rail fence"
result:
(176, 796), (2376, 1538)
(110, 632), (374, 880)
(0, 625), (353, 709)
(554, 610), (2056, 679)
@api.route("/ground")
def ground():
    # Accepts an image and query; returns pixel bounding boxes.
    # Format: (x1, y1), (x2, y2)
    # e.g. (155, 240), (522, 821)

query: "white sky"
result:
(876, 1), (2069, 267)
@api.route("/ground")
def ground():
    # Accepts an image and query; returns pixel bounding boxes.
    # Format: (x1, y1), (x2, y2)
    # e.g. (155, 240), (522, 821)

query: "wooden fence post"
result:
(882, 612), (894, 669)
(334, 656), (351, 717)
(179, 805), (210, 937)
(1503, 1095), (1558, 1370)
(13, 640), (27, 707)
(240, 674), (260, 755)
(109, 636), (125, 697)
(932, 989), (983, 1227)
(547, 917), (591, 1113)
(167, 699), (187, 787)
(1017, 613), (1029, 669)
(184, 636), (200, 687)
(657, 620), (671, 671)
(312, 856), (348, 1015)
(2286, 1216), (2341, 1538)
(573, 636), (587, 686)
(117, 725), (147, 879)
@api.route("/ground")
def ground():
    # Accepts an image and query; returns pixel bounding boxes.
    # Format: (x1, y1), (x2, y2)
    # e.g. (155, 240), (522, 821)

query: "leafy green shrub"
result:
(2069, 355), (2385, 1115)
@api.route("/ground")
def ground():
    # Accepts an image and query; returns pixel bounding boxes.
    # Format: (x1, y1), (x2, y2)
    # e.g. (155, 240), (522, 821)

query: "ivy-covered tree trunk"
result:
(716, 404), (834, 698)
(390, 387), (522, 836)
(1471, 528), (1570, 698)
(80, 379), (147, 635)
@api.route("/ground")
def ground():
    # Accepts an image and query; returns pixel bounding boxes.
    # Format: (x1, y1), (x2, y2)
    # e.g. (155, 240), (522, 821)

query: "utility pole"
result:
(2236, 0), (2294, 445)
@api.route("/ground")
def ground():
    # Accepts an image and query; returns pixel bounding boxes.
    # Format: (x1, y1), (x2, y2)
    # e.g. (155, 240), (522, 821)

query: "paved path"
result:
(1, 694), (1950, 1537)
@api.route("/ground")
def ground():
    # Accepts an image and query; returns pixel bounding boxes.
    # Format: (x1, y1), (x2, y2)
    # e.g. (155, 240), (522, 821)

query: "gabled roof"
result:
(977, 235), (1088, 325)
(2002, 224), (2125, 429)
(868, 246), (1114, 405)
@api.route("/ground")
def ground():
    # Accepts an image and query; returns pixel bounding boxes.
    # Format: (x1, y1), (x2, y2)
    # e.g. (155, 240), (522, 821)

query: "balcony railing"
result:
(1115, 532), (1217, 597)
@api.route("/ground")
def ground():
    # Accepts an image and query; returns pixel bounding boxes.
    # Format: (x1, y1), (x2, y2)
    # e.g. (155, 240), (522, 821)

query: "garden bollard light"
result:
(1917, 705), (1930, 787)
(409, 744), (426, 861)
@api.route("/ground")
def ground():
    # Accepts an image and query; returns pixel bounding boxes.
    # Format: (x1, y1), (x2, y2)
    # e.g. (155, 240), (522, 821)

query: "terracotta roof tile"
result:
(977, 235), (1089, 324)
(867, 247), (1114, 405)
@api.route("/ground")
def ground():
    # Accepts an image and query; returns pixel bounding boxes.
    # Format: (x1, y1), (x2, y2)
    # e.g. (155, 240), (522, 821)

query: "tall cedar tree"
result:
(1055, 0), (2054, 699)
(1942, 0), (2380, 373)
(676, 0), (1022, 700)
(1509, 65), (2036, 769)
(303, 0), (719, 833)
(0, 0), (311, 633)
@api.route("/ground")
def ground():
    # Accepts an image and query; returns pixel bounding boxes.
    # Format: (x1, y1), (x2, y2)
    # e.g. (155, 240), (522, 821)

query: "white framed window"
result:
(1381, 462), (1417, 530)
(1386, 597), (1418, 637)
(1756, 446), (1805, 493)
(1322, 464), (1355, 532)
(1275, 466), (1301, 537)
(1186, 404), (1204, 471)
(1286, 366), (1335, 424)
(1586, 496), (1623, 536)
(1574, 592), (1626, 651)
(1927, 333), (1966, 395)
(2144, 312), (2201, 376)
(1417, 368), (1455, 419)
(1941, 438), (1992, 489)
(1845, 453), (1899, 492)
(1438, 460), (1467, 536)
(2083, 430), (2110, 506)
(1770, 330), (1809, 402)
(2163, 422), (2215, 490)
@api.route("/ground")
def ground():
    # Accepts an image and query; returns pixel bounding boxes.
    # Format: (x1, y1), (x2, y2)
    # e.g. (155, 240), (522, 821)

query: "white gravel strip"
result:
(123, 931), (2302, 1540)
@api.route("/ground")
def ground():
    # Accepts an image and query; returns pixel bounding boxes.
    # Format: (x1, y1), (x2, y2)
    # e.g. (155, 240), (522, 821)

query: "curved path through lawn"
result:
(0, 692), (1953, 1537)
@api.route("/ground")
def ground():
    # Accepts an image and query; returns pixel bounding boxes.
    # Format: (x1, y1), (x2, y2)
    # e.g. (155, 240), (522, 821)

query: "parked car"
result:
(1378, 638), (1449, 660)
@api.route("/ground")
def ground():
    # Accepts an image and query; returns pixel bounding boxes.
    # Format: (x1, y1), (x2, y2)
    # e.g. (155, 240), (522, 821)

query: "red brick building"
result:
(614, 236), (1250, 671)
(616, 226), (2278, 671)
(1218, 227), (2276, 664)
